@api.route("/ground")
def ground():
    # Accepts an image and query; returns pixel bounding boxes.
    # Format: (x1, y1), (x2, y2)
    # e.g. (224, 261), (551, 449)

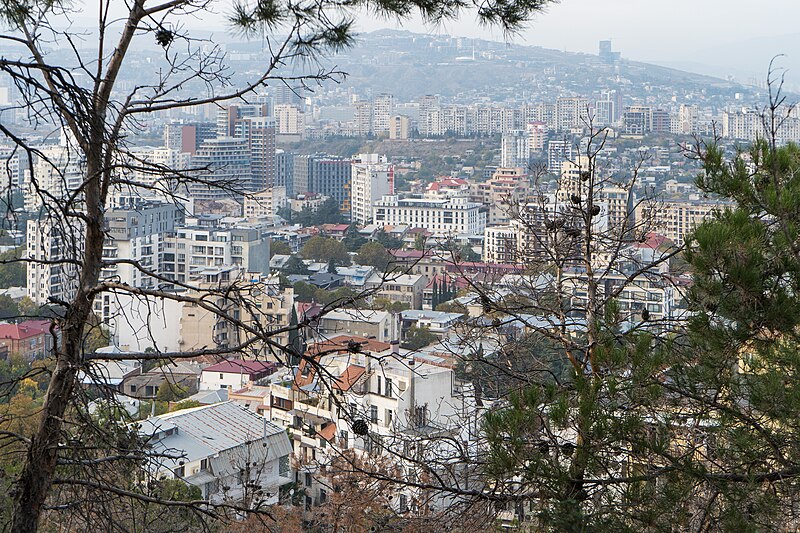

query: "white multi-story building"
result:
(501, 130), (530, 168)
(189, 137), (251, 201)
(372, 94), (395, 135)
(350, 154), (393, 225)
(172, 224), (271, 283)
(139, 401), (292, 505)
(373, 195), (486, 236)
(26, 218), (82, 306)
(24, 145), (84, 211)
(526, 121), (548, 153)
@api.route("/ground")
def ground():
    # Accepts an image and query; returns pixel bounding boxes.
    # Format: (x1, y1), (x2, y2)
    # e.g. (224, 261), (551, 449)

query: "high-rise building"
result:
(547, 140), (573, 173)
(501, 130), (530, 168)
(190, 137), (251, 201)
(350, 154), (393, 225)
(526, 121), (548, 153)
(274, 104), (305, 138)
(237, 116), (277, 191)
(372, 94), (395, 136)
(294, 154), (352, 210)
(275, 150), (295, 196)
(555, 97), (591, 132)
(678, 104), (699, 134)
(622, 106), (652, 135)
(353, 101), (373, 137)
(389, 115), (411, 140)
(26, 218), (82, 306)
(164, 122), (216, 155)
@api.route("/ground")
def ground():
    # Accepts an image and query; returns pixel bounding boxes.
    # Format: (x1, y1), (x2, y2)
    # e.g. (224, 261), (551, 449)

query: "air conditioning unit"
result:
(398, 381), (407, 392)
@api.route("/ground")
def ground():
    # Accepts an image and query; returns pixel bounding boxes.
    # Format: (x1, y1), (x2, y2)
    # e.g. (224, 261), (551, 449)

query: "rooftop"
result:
(202, 359), (278, 376)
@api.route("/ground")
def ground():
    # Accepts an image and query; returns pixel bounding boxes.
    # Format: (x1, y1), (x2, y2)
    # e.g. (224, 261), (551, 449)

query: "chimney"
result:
(390, 340), (400, 356)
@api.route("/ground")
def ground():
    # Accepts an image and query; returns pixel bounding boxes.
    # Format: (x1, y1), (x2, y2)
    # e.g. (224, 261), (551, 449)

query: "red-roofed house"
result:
(0, 320), (55, 361)
(199, 359), (278, 391)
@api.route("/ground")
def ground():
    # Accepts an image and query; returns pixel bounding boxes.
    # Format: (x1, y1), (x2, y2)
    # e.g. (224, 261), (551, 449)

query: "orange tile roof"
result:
(333, 365), (366, 391)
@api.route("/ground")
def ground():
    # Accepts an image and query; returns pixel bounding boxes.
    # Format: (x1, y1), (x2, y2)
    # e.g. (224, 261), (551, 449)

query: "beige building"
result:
(389, 115), (410, 140)
(637, 199), (725, 246)
(178, 267), (294, 358)
(365, 273), (426, 310)
(350, 154), (393, 225)
(243, 186), (287, 220)
(470, 167), (530, 226)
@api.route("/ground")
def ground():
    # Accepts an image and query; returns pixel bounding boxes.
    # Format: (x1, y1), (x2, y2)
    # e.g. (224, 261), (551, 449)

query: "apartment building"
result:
(243, 186), (287, 220)
(365, 273), (426, 310)
(373, 195), (486, 236)
(350, 154), (393, 225)
(470, 167), (529, 226)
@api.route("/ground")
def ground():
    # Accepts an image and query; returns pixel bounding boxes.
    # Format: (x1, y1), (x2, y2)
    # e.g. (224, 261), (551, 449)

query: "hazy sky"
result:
(354, 0), (800, 85)
(71, 0), (800, 85)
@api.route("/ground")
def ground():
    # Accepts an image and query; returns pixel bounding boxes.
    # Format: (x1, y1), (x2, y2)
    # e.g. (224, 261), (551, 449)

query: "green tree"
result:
(343, 224), (368, 252)
(155, 383), (190, 403)
(282, 255), (311, 276)
(373, 228), (403, 250)
(401, 325), (438, 350)
(355, 241), (390, 270)
(269, 239), (292, 257)
(301, 236), (351, 266)
(0, 294), (19, 319)
(0, 247), (25, 288)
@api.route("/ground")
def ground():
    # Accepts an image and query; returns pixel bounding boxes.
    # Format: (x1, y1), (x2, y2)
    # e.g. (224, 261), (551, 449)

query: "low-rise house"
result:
(315, 309), (398, 342)
(122, 361), (204, 399)
(0, 319), (55, 360)
(200, 359), (278, 391)
(334, 265), (375, 287)
(400, 310), (464, 338)
(139, 401), (293, 505)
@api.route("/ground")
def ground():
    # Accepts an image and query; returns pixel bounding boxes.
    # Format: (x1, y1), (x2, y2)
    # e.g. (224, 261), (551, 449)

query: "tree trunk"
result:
(10, 154), (105, 532)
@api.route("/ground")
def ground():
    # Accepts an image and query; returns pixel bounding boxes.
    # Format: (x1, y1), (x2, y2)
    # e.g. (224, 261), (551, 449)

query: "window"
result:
(200, 458), (208, 471)
(386, 409), (393, 427)
(399, 494), (408, 513)
(339, 430), (349, 449)
(279, 455), (290, 477)
(319, 489), (327, 505)
(370, 405), (378, 423)
(377, 376), (382, 396)
(173, 466), (185, 478)
(305, 472), (313, 487)
(385, 378), (393, 397)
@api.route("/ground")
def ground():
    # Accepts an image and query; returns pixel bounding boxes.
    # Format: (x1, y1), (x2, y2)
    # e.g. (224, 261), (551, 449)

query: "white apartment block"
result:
(722, 107), (800, 145)
(373, 195), (486, 236)
(189, 137), (251, 201)
(483, 225), (520, 264)
(24, 145), (84, 211)
(26, 218), (82, 306)
(372, 94), (395, 135)
(638, 199), (726, 246)
(501, 130), (530, 168)
(172, 225), (271, 283)
(350, 154), (393, 225)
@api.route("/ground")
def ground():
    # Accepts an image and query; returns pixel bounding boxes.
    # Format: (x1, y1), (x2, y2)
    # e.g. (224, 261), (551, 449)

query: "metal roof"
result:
(156, 401), (285, 453)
